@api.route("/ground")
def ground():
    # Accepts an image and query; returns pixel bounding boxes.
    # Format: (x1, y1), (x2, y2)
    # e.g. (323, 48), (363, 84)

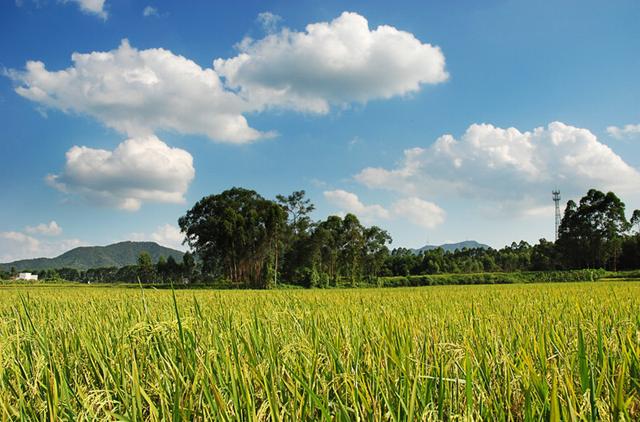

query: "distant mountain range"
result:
(0, 241), (184, 271)
(414, 240), (491, 253)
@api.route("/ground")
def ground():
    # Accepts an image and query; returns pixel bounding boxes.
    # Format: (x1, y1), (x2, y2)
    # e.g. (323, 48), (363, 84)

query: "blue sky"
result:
(1, 0), (639, 261)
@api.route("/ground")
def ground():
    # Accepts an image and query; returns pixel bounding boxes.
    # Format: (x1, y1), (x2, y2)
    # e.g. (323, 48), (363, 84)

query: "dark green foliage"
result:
(295, 213), (391, 287)
(180, 188), (393, 288)
(137, 252), (154, 283)
(384, 241), (542, 276)
(557, 189), (630, 270)
(179, 187), (288, 288)
(376, 269), (607, 288)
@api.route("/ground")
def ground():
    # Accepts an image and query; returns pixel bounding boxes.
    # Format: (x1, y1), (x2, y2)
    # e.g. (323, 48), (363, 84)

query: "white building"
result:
(18, 272), (38, 281)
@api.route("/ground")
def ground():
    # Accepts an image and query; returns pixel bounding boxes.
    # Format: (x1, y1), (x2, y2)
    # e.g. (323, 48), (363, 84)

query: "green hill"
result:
(415, 240), (491, 253)
(0, 241), (184, 271)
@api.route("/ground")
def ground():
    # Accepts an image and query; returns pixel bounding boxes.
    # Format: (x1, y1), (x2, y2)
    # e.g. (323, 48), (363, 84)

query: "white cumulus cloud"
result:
(25, 221), (63, 236)
(607, 123), (640, 140)
(324, 190), (446, 229)
(8, 14), (447, 143)
(324, 189), (390, 222)
(214, 11), (448, 113)
(392, 197), (445, 229)
(355, 121), (640, 215)
(47, 135), (195, 211)
(8, 39), (268, 143)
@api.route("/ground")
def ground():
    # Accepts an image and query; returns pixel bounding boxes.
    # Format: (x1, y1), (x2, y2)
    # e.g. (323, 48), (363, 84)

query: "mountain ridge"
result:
(414, 240), (491, 253)
(0, 241), (184, 271)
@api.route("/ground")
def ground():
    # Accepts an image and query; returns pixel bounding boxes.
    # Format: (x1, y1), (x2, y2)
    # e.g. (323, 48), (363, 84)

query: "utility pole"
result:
(552, 190), (561, 241)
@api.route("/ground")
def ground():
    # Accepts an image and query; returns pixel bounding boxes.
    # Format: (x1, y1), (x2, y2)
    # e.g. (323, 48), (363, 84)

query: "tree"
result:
(362, 226), (391, 282)
(182, 252), (195, 282)
(314, 215), (343, 284)
(276, 190), (315, 237)
(340, 214), (365, 286)
(156, 256), (167, 282)
(387, 248), (415, 276)
(165, 256), (180, 282)
(631, 210), (640, 234)
(137, 252), (154, 283)
(179, 188), (287, 288)
(557, 189), (629, 270)
(531, 239), (560, 270)
(276, 190), (316, 284)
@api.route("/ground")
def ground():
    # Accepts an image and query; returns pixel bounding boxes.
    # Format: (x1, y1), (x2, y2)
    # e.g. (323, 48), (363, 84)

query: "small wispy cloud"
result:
(25, 221), (63, 236)
(143, 5), (158, 17)
(65, 0), (108, 20)
(607, 123), (640, 140)
(256, 11), (282, 33)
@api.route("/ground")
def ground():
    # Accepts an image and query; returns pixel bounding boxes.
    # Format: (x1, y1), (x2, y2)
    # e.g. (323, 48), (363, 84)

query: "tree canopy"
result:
(178, 187), (287, 288)
(557, 189), (630, 270)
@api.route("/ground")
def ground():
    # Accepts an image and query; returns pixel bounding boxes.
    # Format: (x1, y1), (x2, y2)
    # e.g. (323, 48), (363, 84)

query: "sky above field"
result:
(1, 0), (639, 261)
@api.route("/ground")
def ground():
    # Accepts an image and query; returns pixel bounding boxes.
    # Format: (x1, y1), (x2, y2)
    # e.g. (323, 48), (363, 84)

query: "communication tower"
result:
(552, 190), (561, 241)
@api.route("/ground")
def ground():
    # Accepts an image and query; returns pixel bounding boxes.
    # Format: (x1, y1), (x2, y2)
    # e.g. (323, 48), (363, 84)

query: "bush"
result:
(377, 269), (606, 288)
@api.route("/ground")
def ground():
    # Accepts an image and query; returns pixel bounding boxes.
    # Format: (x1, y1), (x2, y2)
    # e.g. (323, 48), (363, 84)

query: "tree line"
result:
(2, 187), (638, 286)
(177, 188), (392, 288)
(175, 187), (639, 287)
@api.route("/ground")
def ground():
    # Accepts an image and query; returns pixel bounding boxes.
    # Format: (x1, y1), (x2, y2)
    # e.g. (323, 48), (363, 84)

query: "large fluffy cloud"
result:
(356, 122), (640, 214)
(8, 40), (267, 143)
(9, 13), (447, 143)
(214, 11), (448, 113)
(47, 135), (195, 211)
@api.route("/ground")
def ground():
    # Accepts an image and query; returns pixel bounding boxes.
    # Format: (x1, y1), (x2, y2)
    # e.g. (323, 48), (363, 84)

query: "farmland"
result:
(0, 282), (638, 420)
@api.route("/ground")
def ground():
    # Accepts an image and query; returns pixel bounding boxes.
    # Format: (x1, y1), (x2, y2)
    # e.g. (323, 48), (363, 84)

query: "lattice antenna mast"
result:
(552, 190), (561, 241)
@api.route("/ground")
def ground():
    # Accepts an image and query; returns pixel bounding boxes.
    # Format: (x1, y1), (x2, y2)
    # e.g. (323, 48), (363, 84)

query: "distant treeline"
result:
(375, 269), (608, 288)
(0, 252), (196, 284)
(2, 188), (639, 287)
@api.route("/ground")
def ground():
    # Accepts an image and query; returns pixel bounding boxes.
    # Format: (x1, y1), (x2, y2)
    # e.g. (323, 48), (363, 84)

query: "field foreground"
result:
(1, 283), (639, 420)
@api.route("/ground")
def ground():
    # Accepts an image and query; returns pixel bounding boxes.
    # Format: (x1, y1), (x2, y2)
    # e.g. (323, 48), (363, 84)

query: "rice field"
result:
(0, 282), (639, 420)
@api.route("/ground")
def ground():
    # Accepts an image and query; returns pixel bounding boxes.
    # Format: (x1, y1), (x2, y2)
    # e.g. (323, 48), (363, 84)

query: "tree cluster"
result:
(179, 188), (392, 288)
(382, 189), (639, 276)
(557, 189), (638, 271)
(178, 188), (639, 287)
